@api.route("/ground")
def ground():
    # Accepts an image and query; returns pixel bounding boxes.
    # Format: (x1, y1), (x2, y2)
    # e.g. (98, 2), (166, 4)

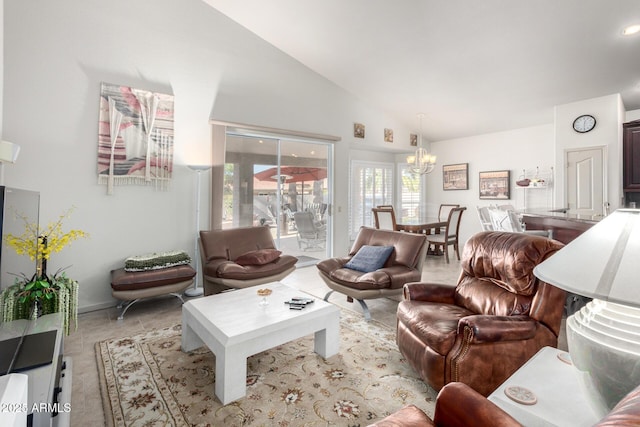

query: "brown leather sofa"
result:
(369, 381), (640, 427)
(397, 231), (566, 396)
(199, 226), (298, 295)
(317, 226), (427, 321)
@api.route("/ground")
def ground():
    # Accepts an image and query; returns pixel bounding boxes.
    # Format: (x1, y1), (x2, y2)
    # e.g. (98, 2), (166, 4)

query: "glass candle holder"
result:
(257, 288), (272, 306)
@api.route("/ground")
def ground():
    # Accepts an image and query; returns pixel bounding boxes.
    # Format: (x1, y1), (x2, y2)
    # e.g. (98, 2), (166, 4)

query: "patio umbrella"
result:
(254, 166), (327, 208)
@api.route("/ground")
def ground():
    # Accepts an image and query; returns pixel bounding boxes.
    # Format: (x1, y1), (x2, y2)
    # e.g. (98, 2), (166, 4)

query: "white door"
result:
(566, 147), (605, 216)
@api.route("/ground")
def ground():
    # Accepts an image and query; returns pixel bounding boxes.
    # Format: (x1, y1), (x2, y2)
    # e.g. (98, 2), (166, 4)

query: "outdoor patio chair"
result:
(293, 211), (326, 250)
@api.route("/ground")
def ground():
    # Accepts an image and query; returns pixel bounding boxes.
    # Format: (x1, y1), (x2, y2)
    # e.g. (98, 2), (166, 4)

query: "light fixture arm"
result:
(407, 113), (436, 175)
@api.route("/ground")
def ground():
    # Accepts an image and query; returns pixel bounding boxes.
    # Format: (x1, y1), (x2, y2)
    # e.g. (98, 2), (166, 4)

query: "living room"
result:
(2, 0), (640, 426)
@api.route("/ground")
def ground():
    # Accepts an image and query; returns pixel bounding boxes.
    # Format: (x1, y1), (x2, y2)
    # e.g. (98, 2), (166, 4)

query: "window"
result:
(398, 164), (422, 222)
(349, 161), (394, 238)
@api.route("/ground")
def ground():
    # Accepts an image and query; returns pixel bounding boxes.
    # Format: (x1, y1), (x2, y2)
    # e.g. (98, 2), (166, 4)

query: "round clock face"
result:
(573, 115), (596, 133)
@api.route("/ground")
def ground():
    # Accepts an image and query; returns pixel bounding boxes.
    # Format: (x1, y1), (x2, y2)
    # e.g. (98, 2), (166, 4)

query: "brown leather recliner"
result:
(367, 382), (522, 427)
(396, 231), (566, 396)
(368, 381), (640, 427)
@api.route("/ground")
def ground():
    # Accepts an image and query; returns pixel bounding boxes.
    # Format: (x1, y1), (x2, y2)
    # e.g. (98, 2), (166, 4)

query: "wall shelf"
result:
(516, 167), (554, 210)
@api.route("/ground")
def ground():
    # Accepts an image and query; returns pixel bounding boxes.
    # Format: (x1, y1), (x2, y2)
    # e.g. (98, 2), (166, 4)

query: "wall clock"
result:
(573, 114), (596, 133)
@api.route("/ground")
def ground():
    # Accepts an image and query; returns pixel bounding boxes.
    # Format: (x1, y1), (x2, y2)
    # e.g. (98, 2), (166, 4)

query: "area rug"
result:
(96, 310), (436, 426)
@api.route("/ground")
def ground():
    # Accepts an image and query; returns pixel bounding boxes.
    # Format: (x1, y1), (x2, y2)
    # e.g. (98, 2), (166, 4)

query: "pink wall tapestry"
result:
(98, 82), (175, 194)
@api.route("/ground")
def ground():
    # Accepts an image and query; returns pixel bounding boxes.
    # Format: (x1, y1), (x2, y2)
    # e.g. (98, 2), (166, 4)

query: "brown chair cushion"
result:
(235, 249), (282, 266)
(205, 255), (298, 281)
(200, 226), (277, 262)
(457, 232), (563, 315)
(455, 277), (533, 316)
(110, 265), (196, 291)
(460, 232), (562, 295)
(350, 227), (425, 269)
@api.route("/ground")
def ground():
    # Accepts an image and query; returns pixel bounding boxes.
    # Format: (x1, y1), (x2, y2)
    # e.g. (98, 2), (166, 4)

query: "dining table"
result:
(396, 216), (447, 256)
(396, 216), (446, 235)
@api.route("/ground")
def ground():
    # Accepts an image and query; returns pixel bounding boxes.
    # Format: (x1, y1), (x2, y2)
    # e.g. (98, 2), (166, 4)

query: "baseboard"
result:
(77, 301), (118, 314)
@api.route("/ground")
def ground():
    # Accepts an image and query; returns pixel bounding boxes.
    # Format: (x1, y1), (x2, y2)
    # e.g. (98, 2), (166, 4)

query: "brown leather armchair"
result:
(317, 226), (427, 321)
(396, 231), (566, 396)
(199, 226), (298, 295)
(369, 381), (640, 427)
(367, 382), (522, 427)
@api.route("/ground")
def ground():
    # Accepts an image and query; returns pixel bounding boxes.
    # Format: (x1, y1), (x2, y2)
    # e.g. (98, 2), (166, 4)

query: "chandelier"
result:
(407, 113), (436, 175)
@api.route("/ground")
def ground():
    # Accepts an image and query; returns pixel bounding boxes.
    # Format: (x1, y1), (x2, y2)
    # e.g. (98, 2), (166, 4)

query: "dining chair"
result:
(488, 206), (514, 231)
(438, 204), (460, 233)
(507, 210), (552, 238)
(372, 207), (397, 230)
(476, 206), (494, 231)
(427, 206), (466, 263)
(497, 204), (516, 211)
(489, 207), (552, 238)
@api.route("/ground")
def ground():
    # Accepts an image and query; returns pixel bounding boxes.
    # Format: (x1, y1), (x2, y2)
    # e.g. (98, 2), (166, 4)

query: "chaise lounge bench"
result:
(110, 251), (196, 319)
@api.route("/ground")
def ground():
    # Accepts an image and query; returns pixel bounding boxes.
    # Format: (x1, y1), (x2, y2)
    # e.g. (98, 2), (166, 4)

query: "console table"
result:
(0, 313), (72, 427)
(488, 347), (605, 426)
(520, 210), (598, 244)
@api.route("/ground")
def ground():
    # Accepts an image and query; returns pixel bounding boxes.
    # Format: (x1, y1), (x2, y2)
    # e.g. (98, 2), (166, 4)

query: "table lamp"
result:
(533, 209), (640, 415)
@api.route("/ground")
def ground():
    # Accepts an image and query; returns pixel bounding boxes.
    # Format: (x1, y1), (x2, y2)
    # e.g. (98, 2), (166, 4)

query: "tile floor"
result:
(65, 255), (565, 426)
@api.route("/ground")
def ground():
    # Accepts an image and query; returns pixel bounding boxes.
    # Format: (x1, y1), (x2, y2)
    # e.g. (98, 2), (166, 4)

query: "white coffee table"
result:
(181, 282), (340, 404)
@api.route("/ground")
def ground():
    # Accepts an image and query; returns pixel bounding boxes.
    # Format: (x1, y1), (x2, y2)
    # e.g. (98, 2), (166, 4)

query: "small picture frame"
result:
(443, 163), (469, 190)
(410, 133), (418, 146)
(479, 170), (510, 200)
(384, 128), (393, 143)
(354, 123), (365, 138)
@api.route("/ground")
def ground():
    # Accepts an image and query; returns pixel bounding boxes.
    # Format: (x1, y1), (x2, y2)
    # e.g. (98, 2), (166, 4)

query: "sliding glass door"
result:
(224, 133), (332, 264)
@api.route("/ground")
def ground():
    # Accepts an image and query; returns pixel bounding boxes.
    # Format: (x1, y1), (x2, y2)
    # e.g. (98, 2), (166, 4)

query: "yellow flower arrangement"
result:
(0, 207), (88, 334)
(5, 207), (88, 268)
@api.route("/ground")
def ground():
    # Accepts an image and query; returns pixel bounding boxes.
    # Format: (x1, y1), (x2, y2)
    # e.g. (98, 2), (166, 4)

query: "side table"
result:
(488, 346), (605, 427)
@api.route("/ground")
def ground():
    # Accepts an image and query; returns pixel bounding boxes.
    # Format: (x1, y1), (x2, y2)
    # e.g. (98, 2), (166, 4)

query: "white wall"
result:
(627, 109), (640, 122)
(553, 94), (624, 210)
(2, 0), (412, 311)
(426, 124), (555, 247)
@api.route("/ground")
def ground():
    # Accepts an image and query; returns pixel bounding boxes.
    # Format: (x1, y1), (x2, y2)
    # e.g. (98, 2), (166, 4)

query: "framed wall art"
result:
(98, 82), (175, 195)
(479, 170), (510, 200)
(410, 133), (418, 146)
(354, 122), (365, 138)
(384, 128), (393, 143)
(443, 163), (469, 190)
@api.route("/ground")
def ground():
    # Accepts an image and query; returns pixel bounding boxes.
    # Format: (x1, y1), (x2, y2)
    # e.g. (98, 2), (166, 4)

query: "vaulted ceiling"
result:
(204, 0), (640, 142)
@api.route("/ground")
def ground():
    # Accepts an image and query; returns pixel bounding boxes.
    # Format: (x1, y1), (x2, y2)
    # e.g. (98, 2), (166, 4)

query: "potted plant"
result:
(0, 207), (88, 334)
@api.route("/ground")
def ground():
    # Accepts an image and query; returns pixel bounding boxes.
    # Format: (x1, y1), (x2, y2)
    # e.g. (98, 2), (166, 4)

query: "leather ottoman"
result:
(110, 264), (196, 319)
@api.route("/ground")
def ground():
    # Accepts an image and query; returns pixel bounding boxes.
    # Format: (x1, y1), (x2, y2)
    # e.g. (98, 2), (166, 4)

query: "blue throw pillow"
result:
(344, 245), (394, 273)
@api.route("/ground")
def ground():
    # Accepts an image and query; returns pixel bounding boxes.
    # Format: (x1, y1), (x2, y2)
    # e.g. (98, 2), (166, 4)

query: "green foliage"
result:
(0, 273), (78, 335)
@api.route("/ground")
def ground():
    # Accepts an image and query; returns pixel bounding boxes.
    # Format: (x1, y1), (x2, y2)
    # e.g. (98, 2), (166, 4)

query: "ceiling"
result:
(203, 0), (640, 142)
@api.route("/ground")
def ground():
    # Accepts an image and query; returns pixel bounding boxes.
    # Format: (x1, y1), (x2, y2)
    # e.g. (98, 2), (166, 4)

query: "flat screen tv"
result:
(0, 186), (40, 291)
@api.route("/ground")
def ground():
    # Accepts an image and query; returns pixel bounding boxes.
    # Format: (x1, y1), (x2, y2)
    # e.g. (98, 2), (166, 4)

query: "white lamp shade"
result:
(533, 209), (640, 307)
(534, 209), (640, 411)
